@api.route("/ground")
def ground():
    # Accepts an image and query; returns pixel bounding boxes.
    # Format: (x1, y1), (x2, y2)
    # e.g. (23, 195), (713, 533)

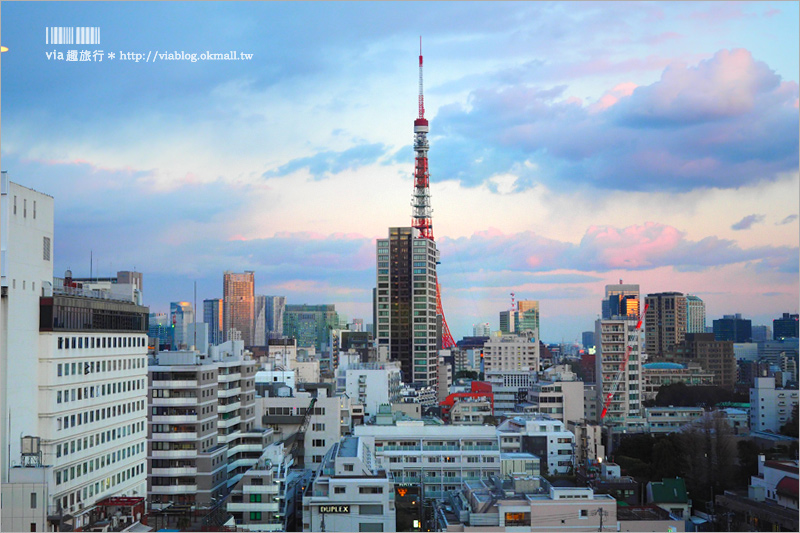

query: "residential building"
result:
(438, 356), (453, 403)
(1, 174), (150, 532)
(567, 420), (604, 476)
(486, 370), (535, 413)
(645, 478), (690, 519)
(528, 377), (584, 425)
(482, 334), (539, 372)
(715, 456), (799, 532)
(354, 414), (503, 500)
(644, 292), (687, 357)
(685, 295), (706, 334)
(223, 271), (255, 345)
(375, 227), (440, 391)
(583, 462), (641, 506)
(302, 437), (396, 533)
(496, 416), (575, 475)
(283, 304), (339, 351)
(170, 301), (194, 350)
(603, 283), (640, 319)
(258, 386), (351, 469)
(147, 341), (261, 509)
(750, 377), (799, 433)
(226, 452), (284, 532)
(641, 362), (715, 401)
(441, 475), (618, 532)
(594, 316), (644, 430)
(203, 298), (224, 346)
(444, 395), (494, 425)
(713, 313), (752, 343)
(773, 313), (799, 340)
(337, 361), (402, 418)
(644, 406), (704, 434)
(668, 333), (737, 390)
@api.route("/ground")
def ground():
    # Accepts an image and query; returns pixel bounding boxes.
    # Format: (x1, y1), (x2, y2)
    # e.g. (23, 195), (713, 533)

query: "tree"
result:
(780, 404), (798, 438)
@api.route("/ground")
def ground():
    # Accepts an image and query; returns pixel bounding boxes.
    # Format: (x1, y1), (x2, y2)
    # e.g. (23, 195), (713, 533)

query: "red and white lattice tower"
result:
(412, 38), (456, 349)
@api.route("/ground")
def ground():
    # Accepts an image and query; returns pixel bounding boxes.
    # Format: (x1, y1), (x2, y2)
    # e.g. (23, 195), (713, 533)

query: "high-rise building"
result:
(482, 334), (539, 372)
(582, 331), (595, 350)
(713, 313), (752, 343)
(595, 316), (644, 430)
(1, 175), (149, 532)
(223, 271), (255, 345)
(254, 295), (267, 346)
(170, 301), (194, 349)
(265, 295), (286, 340)
(669, 333), (737, 390)
(203, 298), (224, 345)
(773, 313), (799, 340)
(644, 292), (687, 357)
(149, 312), (171, 348)
(499, 310), (515, 334)
(685, 295), (706, 334)
(602, 283), (640, 319)
(375, 227), (439, 390)
(751, 325), (772, 343)
(516, 300), (540, 338)
(283, 304), (339, 350)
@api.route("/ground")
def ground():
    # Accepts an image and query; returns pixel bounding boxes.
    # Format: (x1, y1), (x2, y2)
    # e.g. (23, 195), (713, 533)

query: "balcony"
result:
(150, 449), (197, 459)
(152, 397), (197, 406)
(218, 387), (241, 398)
(150, 484), (198, 494)
(152, 432), (198, 441)
(152, 415), (204, 424)
(218, 401), (241, 414)
(227, 502), (279, 513)
(151, 467), (198, 476)
(218, 416), (241, 429)
(218, 372), (242, 383)
(152, 380), (198, 388)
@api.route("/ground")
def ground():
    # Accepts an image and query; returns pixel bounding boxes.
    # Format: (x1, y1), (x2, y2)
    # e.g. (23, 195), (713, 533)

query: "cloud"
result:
(262, 143), (388, 180)
(433, 49), (799, 192)
(731, 214), (766, 230)
(777, 214), (798, 225)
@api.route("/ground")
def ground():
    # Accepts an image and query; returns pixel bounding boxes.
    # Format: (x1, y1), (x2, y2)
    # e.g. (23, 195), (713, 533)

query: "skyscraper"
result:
(595, 316), (644, 430)
(473, 323), (491, 337)
(713, 313), (752, 343)
(375, 227), (439, 390)
(223, 270), (255, 345)
(602, 283), (640, 319)
(265, 295), (286, 340)
(170, 301), (194, 349)
(254, 294), (267, 346)
(516, 300), (540, 338)
(685, 295), (706, 334)
(644, 292), (687, 358)
(773, 313), (799, 340)
(283, 304), (339, 350)
(203, 297), (224, 345)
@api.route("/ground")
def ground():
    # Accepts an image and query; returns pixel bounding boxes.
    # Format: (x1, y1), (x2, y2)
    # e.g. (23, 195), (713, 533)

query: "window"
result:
(359, 524), (383, 532)
(312, 439), (325, 447)
(30, 493), (37, 509)
(43, 237), (50, 261)
(249, 494), (262, 503)
(312, 423), (325, 431)
(249, 512), (261, 521)
(359, 504), (383, 515)
(359, 487), (383, 494)
(344, 464), (354, 472)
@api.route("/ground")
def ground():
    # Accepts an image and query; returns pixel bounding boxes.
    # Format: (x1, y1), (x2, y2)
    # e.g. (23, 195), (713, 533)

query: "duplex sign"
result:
(320, 505), (350, 514)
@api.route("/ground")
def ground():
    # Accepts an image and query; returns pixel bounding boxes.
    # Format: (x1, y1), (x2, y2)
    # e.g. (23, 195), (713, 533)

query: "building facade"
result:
(170, 301), (194, 350)
(773, 313), (799, 340)
(203, 298), (224, 346)
(283, 304), (339, 351)
(482, 334), (539, 372)
(750, 377), (799, 433)
(713, 313), (752, 343)
(375, 227), (439, 390)
(594, 317), (644, 430)
(603, 283), (640, 320)
(644, 292), (687, 358)
(223, 271), (255, 345)
(685, 295), (706, 334)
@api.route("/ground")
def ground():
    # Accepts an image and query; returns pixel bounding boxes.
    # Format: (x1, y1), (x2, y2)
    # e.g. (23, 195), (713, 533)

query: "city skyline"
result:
(1, 1), (798, 342)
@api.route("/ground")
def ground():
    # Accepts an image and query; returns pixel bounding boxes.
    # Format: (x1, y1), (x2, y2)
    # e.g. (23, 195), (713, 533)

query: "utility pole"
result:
(593, 507), (609, 531)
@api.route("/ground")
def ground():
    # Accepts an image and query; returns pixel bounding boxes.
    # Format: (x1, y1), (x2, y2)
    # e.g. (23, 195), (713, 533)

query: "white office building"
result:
(1, 174), (149, 532)
(482, 334), (540, 372)
(497, 416), (575, 475)
(750, 377), (799, 433)
(336, 361), (402, 418)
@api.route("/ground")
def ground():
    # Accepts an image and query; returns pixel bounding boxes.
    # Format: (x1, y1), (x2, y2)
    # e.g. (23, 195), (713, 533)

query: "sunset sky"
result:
(2, 1), (798, 343)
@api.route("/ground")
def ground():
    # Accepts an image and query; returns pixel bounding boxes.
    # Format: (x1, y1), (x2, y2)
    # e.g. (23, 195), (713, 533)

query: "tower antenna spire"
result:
(419, 36), (424, 120)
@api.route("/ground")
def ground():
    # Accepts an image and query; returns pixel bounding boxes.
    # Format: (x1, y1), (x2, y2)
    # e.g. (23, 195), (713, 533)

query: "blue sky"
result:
(2, 1), (798, 343)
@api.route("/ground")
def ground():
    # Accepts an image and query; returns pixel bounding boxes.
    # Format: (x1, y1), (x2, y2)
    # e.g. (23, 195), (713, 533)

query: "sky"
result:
(1, 1), (798, 344)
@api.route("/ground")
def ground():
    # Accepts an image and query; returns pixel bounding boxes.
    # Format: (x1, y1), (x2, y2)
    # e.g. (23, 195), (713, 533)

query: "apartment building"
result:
(496, 416), (575, 475)
(594, 317), (644, 431)
(482, 334), (540, 372)
(302, 437), (396, 533)
(750, 377), (799, 433)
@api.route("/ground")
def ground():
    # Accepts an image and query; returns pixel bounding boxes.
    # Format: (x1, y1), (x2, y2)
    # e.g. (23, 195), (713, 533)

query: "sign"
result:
(319, 505), (350, 514)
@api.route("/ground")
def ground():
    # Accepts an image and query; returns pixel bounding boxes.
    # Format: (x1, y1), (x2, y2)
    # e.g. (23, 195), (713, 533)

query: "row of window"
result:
(58, 335), (145, 350)
(56, 442), (145, 485)
(57, 356), (147, 376)
(57, 399), (145, 431)
(56, 420), (145, 459)
(57, 378), (146, 404)
(57, 461), (145, 515)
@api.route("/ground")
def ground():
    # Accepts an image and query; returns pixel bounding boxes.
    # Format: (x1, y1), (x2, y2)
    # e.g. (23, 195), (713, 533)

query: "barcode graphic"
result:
(46, 27), (100, 45)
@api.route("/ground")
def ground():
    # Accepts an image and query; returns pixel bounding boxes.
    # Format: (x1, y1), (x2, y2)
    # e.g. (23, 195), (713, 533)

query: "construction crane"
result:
(600, 304), (649, 421)
(285, 397), (317, 468)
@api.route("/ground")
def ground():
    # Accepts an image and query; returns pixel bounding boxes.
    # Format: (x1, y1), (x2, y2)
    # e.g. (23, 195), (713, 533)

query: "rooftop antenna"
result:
(90, 250), (93, 282)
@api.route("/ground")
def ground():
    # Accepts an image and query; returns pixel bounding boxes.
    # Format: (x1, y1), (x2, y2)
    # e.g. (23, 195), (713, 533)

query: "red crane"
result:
(411, 38), (455, 349)
(600, 303), (649, 421)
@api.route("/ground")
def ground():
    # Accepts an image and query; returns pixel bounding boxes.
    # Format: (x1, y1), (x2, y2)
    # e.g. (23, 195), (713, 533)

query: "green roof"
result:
(649, 478), (688, 504)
